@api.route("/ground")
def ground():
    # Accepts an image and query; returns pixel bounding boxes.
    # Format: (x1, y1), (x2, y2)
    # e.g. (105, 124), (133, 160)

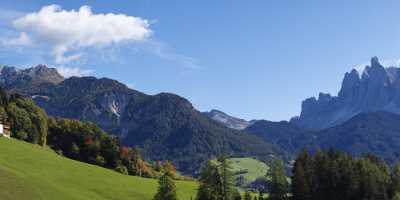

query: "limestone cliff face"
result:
(292, 57), (400, 130)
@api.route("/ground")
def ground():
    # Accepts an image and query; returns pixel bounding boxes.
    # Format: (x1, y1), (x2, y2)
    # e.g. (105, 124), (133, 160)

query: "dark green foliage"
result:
(269, 159), (289, 200)
(291, 150), (398, 200)
(246, 112), (400, 167)
(47, 118), (156, 177)
(153, 173), (178, 200)
(391, 162), (400, 198)
(218, 156), (235, 200)
(121, 92), (279, 174)
(196, 161), (222, 200)
(292, 150), (312, 200)
(196, 158), (240, 200)
(0, 88), (163, 178)
(243, 191), (251, 200)
(0, 90), (48, 146)
(244, 120), (310, 155)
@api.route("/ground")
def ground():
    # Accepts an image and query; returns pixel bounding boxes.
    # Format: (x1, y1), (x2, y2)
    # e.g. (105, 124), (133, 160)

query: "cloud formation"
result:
(2, 32), (32, 46)
(56, 66), (93, 77)
(7, 4), (152, 64)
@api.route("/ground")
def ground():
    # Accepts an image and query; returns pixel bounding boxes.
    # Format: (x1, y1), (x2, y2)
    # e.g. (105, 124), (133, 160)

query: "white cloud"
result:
(145, 40), (202, 70)
(7, 4), (152, 64)
(56, 66), (93, 77)
(2, 32), (32, 46)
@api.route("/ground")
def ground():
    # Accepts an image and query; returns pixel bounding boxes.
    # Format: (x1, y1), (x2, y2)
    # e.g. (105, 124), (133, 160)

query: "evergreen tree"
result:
(196, 158), (239, 200)
(258, 191), (264, 200)
(312, 149), (331, 200)
(393, 192), (400, 200)
(292, 150), (312, 200)
(269, 159), (289, 200)
(153, 172), (178, 200)
(218, 156), (236, 200)
(391, 162), (400, 199)
(196, 161), (222, 200)
(243, 191), (251, 200)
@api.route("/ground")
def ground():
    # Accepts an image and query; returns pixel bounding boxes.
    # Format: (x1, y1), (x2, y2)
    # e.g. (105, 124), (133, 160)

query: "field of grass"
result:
(229, 157), (269, 185)
(0, 138), (197, 200)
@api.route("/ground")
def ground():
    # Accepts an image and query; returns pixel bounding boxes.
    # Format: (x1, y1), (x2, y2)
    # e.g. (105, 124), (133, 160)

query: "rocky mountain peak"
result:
(294, 57), (400, 130)
(24, 64), (64, 84)
(361, 57), (388, 82)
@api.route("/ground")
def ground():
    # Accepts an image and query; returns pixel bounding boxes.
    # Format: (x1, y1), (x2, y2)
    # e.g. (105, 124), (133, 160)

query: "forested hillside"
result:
(0, 65), (281, 174)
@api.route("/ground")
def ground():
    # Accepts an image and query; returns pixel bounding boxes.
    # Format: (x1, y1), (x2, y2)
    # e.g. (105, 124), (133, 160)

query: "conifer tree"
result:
(258, 191), (264, 200)
(269, 159), (289, 200)
(196, 161), (222, 200)
(391, 162), (400, 198)
(243, 191), (251, 200)
(218, 156), (236, 200)
(292, 150), (312, 200)
(196, 157), (239, 200)
(153, 172), (177, 200)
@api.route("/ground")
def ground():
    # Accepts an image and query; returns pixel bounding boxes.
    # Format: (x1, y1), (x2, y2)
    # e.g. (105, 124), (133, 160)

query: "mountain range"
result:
(4, 57), (400, 170)
(242, 57), (400, 163)
(244, 111), (400, 164)
(0, 65), (278, 174)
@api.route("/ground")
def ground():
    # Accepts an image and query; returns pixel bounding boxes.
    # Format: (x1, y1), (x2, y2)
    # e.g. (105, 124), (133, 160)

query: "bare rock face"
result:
(203, 109), (253, 130)
(0, 64), (64, 93)
(292, 57), (400, 130)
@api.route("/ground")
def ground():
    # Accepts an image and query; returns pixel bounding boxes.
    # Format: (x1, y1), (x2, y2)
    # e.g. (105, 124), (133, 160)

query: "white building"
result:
(0, 119), (10, 138)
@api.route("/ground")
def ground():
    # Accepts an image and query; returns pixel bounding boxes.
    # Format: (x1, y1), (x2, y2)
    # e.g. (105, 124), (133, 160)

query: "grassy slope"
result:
(0, 138), (197, 200)
(229, 157), (269, 184)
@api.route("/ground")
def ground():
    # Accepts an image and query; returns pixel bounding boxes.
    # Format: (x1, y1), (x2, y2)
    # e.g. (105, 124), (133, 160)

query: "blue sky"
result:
(1, 0), (400, 121)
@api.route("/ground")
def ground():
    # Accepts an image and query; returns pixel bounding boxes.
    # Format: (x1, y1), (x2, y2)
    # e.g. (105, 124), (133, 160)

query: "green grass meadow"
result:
(229, 157), (269, 184)
(0, 138), (198, 200)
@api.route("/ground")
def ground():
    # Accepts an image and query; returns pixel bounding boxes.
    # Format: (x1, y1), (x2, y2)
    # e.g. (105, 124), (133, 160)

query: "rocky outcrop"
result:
(203, 109), (253, 130)
(0, 64), (64, 93)
(292, 57), (400, 130)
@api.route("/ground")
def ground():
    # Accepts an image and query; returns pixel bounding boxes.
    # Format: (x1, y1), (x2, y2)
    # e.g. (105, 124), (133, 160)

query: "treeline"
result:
(190, 149), (400, 200)
(292, 149), (400, 200)
(0, 88), (176, 179)
(153, 156), (243, 200)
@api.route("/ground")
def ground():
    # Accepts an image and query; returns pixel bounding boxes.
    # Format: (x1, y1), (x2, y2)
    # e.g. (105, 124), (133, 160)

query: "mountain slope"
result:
(203, 109), (253, 130)
(310, 111), (400, 163)
(0, 138), (197, 200)
(292, 57), (400, 130)
(245, 120), (313, 154)
(119, 93), (278, 172)
(247, 111), (400, 164)
(0, 65), (280, 174)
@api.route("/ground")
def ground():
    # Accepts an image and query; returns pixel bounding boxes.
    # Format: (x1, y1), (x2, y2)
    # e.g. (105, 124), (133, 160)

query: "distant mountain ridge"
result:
(291, 57), (400, 130)
(246, 111), (400, 164)
(0, 64), (280, 174)
(203, 109), (254, 130)
(308, 111), (400, 163)
(0, 65), (64, 93)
